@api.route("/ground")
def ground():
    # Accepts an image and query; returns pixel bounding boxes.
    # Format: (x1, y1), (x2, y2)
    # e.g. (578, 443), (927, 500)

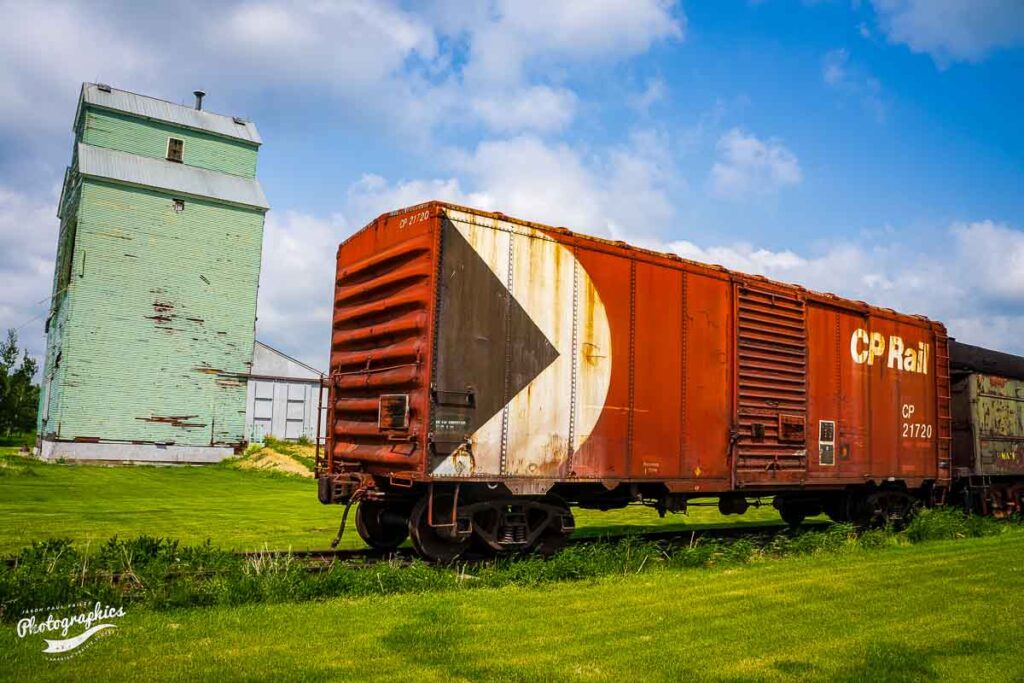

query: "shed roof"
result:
(252, 341), (324, 381)
(76, 83), (262, 145)
(77, 143), (270, 210)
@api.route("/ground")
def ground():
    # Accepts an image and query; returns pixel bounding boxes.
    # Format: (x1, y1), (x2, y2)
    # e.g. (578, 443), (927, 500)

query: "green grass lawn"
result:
(2, 530), (1022, 681)
(0, 448), (797, 556)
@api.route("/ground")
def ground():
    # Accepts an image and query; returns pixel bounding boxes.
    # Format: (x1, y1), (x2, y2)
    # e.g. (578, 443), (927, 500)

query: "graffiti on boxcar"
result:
(972, 374), (1024, 472)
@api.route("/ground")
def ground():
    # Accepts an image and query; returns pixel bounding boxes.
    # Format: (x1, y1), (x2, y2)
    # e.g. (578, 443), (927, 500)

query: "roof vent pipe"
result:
(193, 90), (206, 111)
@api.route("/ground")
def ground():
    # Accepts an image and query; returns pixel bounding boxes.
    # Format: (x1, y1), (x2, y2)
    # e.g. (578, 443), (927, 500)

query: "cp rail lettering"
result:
(850, 329), (930, 374)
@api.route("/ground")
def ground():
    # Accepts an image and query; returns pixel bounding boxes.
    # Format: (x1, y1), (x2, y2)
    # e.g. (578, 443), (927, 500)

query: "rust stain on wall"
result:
(136, 414), (207, 428)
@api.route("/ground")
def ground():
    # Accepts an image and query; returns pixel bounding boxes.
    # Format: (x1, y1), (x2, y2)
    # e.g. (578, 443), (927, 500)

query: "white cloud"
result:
(0, 1), (156, 136)
(454, 133), (679, 237)
(0, 186), (60, 361)
(218, 0), (437, 85)
(349, 130), (680, 238)
(0, 0), (684, 147)
(709, 128), (802, 200)
(255, 210), (350, 370)
(210, 0), (451, 139)
(346, 174), (489, 228)
(463, 0), (684, 86)
(951, 220), (1024, 303)
(470, 86), (578, 133)
(872, 0), (1024, 64)
(453, 0), (681, 131)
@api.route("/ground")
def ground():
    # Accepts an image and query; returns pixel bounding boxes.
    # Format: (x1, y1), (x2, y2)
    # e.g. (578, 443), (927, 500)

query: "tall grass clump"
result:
(904, 507), (1005, 542)
(0, 509), (1018, 621)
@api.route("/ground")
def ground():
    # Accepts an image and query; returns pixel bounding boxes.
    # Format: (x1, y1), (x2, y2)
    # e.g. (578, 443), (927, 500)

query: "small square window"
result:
(166, 137), (184, 163)
(172, 198), (185, 213)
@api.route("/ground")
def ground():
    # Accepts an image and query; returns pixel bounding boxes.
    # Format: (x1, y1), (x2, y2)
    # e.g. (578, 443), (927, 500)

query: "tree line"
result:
(1, 329), (39, 439)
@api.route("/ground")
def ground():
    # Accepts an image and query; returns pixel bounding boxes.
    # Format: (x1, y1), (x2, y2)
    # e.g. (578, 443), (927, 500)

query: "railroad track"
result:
(233, 521), (826, 566)
(2, 522), (825, 570)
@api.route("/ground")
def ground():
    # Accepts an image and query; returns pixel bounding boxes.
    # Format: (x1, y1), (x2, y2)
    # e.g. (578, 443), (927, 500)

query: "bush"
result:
(904, 508), (1003, 543)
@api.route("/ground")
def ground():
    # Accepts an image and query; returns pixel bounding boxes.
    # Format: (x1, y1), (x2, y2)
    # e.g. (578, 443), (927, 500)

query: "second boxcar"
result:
(319, 202), (952, 559)
(950, 340), (1024, 515)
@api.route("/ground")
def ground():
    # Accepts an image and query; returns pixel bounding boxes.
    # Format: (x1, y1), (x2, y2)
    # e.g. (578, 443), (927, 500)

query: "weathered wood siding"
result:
(44, 179), (264, 446)
(80, 109), (258, 178)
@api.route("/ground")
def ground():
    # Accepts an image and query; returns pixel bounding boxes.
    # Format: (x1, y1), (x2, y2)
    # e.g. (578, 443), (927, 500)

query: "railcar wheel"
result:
(857, 491), (918, 529)
(775, 497), (819, 528)
(780, 508), (806, 527)
(355, 501), (409, 550)
(1012, 484), (1024, 517)
(409, 493), (470, 562)
(531, 500), (575, 557)
(822, 495), (850, 523)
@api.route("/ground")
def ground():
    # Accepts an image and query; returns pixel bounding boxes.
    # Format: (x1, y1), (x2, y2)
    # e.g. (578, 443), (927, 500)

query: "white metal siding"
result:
(245, 379), (326, 443)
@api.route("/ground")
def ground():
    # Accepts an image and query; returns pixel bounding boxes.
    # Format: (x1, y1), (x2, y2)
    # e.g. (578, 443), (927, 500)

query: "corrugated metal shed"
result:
(77, 83), (262, 144)
(246, 341), (327, 443)
(77, 143), (269, 210)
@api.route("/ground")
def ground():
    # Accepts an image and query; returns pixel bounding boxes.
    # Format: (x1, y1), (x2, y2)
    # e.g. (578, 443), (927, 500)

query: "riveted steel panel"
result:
(329, 208), (436, 471)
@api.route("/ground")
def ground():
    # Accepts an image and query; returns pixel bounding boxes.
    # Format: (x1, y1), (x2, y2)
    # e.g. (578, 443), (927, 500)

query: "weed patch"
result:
(1, 508), (1017, 622)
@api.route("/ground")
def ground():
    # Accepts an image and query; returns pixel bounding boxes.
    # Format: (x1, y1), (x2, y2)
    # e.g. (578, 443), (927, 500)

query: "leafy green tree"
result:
(0, 329), (40, 437)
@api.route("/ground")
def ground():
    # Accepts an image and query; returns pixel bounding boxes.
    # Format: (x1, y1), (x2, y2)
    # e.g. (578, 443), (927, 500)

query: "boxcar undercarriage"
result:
(318, 475), (939, 561)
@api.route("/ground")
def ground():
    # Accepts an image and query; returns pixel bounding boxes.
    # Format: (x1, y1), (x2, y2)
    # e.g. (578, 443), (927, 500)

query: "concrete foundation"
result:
(37, 439), (234, 464)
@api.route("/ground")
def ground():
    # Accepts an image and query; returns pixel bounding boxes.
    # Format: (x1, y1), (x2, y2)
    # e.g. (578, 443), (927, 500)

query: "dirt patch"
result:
(236, 447), (313, 478)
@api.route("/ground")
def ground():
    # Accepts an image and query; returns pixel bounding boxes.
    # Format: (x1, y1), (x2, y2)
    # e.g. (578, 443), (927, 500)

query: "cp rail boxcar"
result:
(318, 201), (952, 560)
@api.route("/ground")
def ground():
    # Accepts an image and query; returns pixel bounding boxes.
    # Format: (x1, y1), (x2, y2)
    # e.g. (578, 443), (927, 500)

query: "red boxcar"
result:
(319, 202), (952, 559)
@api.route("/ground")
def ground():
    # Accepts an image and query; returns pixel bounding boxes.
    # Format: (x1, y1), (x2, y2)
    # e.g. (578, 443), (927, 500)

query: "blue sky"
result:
(1, 0), (1022, 369)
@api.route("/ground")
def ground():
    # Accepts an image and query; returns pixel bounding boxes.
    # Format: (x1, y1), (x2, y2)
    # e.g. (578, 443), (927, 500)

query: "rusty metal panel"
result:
(732, 284), (809, 485)
(329, 207), (437, 471)
(859, 315), (941, 481)
(806, 306), (870, 482)
(569, 247), (630, 479)
(968, 374), (1024, 475)
(674, 272), (733, 490)
(630, 261), (682, 479)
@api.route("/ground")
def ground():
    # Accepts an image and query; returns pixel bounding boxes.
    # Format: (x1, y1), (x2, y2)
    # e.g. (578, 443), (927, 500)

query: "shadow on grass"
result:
(380, 604), (521, 681)
(770, 637), (998, 682)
